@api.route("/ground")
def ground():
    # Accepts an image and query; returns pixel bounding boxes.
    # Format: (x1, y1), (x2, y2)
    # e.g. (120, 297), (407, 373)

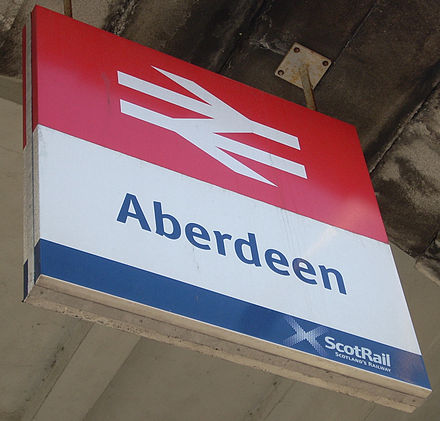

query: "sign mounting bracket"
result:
(275, 43), (331, 111)
(63, 0), (72, 17)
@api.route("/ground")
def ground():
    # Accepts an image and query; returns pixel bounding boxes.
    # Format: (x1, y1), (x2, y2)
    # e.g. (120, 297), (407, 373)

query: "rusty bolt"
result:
(277, 69), (284, 76)
(293, 47), (300, 53)
(322, 60), (329, 66)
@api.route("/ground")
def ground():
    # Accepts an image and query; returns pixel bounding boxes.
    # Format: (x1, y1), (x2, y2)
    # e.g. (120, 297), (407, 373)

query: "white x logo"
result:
(284, 317), (327, 355)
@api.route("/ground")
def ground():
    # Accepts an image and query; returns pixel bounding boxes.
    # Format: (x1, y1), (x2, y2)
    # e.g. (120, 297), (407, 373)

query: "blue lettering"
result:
(117, 194), (348, 295)
(319, 265), (347, 295)
(213, 230), (232, 256)
(265, 249), (289, 276)
(293, 258), (317, 284)
(154, 201), (181, 240)
(185, 223), (211, 250)
(117, 193), (151, 231)
(234, 233), (261, 267)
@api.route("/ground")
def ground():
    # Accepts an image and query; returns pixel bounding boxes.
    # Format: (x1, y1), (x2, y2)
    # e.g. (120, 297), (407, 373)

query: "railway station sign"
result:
(23, 6), (430, 412)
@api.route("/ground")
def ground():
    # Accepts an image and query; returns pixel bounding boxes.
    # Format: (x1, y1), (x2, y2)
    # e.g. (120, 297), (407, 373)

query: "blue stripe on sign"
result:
(35, 239), (430, 390)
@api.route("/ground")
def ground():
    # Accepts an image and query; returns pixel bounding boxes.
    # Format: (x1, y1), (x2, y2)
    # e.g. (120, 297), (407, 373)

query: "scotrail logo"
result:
(117, 67), (307, 186)
(283, 319), (392, 373)
(284, 317), (328, 355)
(324, 336), (392, 372)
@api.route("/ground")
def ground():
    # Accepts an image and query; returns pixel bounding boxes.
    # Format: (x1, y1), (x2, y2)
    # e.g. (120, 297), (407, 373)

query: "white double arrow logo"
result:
(118, 67), (307, 186)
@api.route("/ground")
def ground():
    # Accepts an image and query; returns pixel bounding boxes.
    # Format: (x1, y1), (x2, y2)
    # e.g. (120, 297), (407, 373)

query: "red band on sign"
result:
(30, 6), (387, 243)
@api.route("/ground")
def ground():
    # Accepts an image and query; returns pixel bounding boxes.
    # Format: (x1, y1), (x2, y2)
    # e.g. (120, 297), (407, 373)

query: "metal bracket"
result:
(64, 0), (73, 17)
(275, 43), (331, 110)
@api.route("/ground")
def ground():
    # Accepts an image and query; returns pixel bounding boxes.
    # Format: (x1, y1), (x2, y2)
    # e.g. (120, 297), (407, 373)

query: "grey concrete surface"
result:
(0, 0), (25, 36)
(29, 325), (139, 421)
(0, 95), (88, 421)
(372, 85), (440, 256)
(0, 0), (114, 76)
(0, 75), (21, 104)
(116, 0), (266, 72)
(83, 339), (279, 421)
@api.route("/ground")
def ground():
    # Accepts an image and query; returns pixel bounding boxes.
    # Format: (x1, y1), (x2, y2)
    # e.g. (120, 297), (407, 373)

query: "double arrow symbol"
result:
(118, 67), (307, 186)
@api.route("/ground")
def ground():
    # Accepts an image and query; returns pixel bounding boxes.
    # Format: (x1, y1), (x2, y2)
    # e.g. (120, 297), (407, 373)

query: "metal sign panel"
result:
(23, 6), (430, 411)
